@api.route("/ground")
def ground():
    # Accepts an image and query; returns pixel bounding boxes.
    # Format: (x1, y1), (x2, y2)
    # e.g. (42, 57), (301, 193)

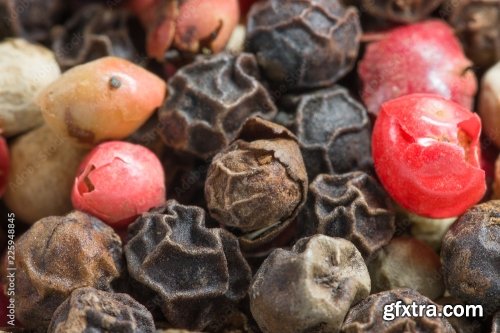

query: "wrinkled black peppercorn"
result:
(205, 117), (308, 252)
(275, 85), (372, 180)
(51, 4), (141, 69)
(48, 287), (156, 333)
(342, 289), (456, 333)
(250, 235), (370, 333)
(0, 0), (69, 44)
(125, 200), (252, 331)
(11, 211), (124, 330)
(300, 172), (395, 259)
(158, 53), (277, 160)
(245, 0), (362, 91)
(354, 0), (444, 23)
(441, 201), (500, 316)
(446, 0), (500, 69)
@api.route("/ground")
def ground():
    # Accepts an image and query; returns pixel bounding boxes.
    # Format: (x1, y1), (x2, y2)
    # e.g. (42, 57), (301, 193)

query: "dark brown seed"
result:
(301, 172), (395, 259)
(48, 287), (155, 333)
(158, 53), (277, 160)
(441, 201), (500, 316)
(275, 85), (372, 180)
(125, 200), (252, 331)
(446, 0), (500, 69)
(368, 237), (444, 300)
(342, 289), (456, 333)
(205, 117), (308, 252)
(250, 235), (370, 333)
(355, 0), (444, 23)
(51, 4), (140, 70)
(10, 211), (124, 330)
(245, 0), (361, 91)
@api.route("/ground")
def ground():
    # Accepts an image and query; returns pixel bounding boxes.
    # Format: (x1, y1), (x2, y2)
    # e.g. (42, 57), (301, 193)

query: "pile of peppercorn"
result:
(0, 0), (499, 332)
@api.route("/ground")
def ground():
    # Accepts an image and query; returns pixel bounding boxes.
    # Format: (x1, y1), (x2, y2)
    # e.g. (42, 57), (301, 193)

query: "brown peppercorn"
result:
(205, 117), (308, 252)
(0, 0), (69, 44)
(446, 0), (500, 69)
(368, 237), (445, 300)
(357, 0), (444, 23)
(342, 289), (456, 333)
(436, 296), (485, 333)
(12, 211), (124, 330)
(441, 201), (500, 316)
(245, 0), (361, 91)
(158, 53), (277, 160)
(48, 287), (155, 333)
(125, 200), (252, 331)
(4, 125), (88, 224)
(303, 172), (395, 259)
(250, 235), (371, 333)
(275, 86), (372, 180)
(51, 4), (141, 70)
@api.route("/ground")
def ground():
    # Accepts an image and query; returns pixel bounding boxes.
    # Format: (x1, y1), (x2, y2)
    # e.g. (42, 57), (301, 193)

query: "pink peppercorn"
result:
(71, 141), (165, 227)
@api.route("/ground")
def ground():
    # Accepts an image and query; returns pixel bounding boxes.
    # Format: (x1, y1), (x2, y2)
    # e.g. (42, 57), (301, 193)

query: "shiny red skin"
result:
(359, 20), (477, 115)
(0, 136), (9, 197)
(372, 94), (485, 218)
(71, 141), (165, 227)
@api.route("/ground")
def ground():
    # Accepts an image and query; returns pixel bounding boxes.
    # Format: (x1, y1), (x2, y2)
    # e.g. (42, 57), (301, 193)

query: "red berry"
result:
(372, 94), (485, 218)
(71, 141), (165, 227)
(359, 20), (477, 115)
(0, 136), (9, 197)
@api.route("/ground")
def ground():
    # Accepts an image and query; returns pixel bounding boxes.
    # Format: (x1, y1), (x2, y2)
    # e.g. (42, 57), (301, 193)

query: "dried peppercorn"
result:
(205, 117), (308, 252)
(275, 86), (372, 180)
(355, 0), (444, 23)
(246, 0), (361, 91)
(250, 235), (370, 333)
(51, 4), (141, 70)
(48, 287), (155, 333)
(437, 296), (485, 333)
(303, 172), (395, 259)
(342, 289), (456, 332)
(0, 0), (69, 44)
(4, 126), (88, 224)
(125, 200), (252, 331)
(479, 61), (500, 146)
(158, 53), (277, 160)
(72, 141), (166, 227)
(446, 0), (500, 70)
(368, 237), (445, 300)
(11, 211), (124, 330)
(131, 0), (240, 60)
(0, 38), (60, 137)
(441, 201), (500, 316)
(37, 56), (166, 147)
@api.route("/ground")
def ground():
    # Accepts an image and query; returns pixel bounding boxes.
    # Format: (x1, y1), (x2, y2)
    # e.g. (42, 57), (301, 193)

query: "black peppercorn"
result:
(245, 0), (362, 91)
(275, 85), (372, 180)
(301, 172), (395, 259)
(11, 211), (124, 330)
(51, 4), (141, 70)
(355, 0), (444, 23)
(158, 52), (277, 160)
(441, 201), (500, 316)
(205, 117), (308, 252)
(0, 0), (69, 44)
(48, 287), (156, 333)
(342, 289), (456, 333)
(125, 200), (252, 331)
(446, 0), (500, 69)
(250, 235), (371, 333)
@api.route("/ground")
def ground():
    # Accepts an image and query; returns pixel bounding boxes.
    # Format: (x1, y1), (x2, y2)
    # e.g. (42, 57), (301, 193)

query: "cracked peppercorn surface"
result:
(441, 201), (500, 316)
(11, 211), (124, 330)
